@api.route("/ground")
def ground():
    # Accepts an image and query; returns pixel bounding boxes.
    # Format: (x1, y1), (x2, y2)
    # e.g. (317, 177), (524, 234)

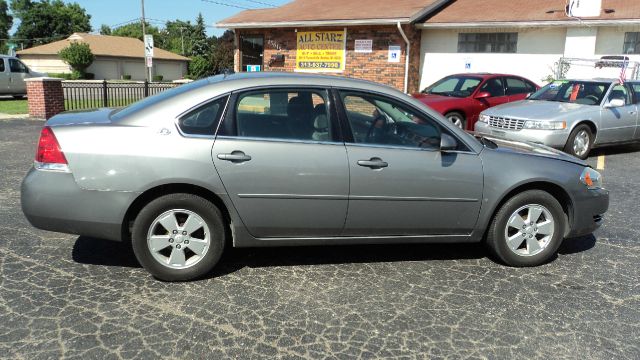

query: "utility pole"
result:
(180, 27), (185, 55)
(141, 0), (150, 81)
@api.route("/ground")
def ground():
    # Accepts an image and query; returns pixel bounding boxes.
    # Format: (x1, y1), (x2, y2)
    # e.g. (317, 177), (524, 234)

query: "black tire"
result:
(486, 190), (565, 267)
(563, 124), (593, 160)
(12, 95), (25, 100)
(445, 111), (466, 130)
(132, 193), (225, 281)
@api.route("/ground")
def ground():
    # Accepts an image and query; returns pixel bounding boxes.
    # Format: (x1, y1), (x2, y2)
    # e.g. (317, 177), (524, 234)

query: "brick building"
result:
(219, 0), (640, 93)
(218, 0), (444, 94)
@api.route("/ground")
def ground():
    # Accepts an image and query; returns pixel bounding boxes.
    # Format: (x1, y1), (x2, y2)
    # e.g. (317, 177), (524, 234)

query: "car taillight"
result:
(35, 126), (68, 169)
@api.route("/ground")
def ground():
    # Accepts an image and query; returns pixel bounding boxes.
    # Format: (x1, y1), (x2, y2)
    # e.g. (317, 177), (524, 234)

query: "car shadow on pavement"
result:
(590, 143), (640, 157)
(71, 234), (599, 277)
(72, 236), (141, 268)
(557, 234), (597, 255)
(209, 243), (492, 277)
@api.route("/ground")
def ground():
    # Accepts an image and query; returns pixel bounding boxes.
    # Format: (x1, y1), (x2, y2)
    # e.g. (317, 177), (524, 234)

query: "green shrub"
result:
(58, 42), (95, 77)
(47, 72), (73, 79)
(122, 74), (132, 80)
(152, 75), (164, 82)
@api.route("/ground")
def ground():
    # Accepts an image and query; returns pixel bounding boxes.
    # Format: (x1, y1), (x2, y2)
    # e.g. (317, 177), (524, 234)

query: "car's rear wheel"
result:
(564, 124), (593, 159)
(132, 193), (225, 281)
(445, 111), (466, 130)
(486, 190), (565, 267)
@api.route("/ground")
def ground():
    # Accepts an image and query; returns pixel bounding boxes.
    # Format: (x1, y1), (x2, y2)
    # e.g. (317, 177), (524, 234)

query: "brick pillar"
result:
(25, 77), (65, 120)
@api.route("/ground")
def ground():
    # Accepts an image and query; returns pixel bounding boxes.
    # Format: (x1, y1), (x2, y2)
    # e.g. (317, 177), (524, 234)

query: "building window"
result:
(623, 32), (640, 54)
(458, 33), (518, 53)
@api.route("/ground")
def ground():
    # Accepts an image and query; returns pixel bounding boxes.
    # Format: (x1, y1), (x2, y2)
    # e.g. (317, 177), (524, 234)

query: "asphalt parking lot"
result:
(1, 118), (638, 359)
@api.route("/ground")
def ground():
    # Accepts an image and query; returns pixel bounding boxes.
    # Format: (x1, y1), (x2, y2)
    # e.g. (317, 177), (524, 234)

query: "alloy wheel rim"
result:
(573, 130), (590, 157)
(503, 204), (555, 257)
(147, 209), (210, 269)
(447, 114), (464, 129)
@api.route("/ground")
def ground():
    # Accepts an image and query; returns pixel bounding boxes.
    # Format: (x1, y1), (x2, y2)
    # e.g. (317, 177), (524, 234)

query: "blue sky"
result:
(11, 0), (291, 37)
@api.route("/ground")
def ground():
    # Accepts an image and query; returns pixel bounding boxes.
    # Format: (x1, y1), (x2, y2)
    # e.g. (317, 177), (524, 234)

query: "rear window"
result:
(110, 77), (212, 121)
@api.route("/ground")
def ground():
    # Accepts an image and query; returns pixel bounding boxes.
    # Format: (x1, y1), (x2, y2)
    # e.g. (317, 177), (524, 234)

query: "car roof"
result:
(445, 73), (528, 79)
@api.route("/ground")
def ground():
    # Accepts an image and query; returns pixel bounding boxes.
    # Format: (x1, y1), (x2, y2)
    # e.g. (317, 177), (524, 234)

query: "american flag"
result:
(619, 59), (629, 84)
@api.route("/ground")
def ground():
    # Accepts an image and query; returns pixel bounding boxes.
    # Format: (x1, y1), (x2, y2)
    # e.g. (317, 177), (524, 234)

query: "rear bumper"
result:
(567, 187), (609, 238)
(21, 167), (138, 242)
(475, 122), (570, 148)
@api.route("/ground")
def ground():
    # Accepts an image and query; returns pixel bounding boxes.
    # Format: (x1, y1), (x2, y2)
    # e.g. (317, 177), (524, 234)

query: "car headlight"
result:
(479, 114), (490, 123)
(523, 120), (567, 130)
(580, 167), (603, 190)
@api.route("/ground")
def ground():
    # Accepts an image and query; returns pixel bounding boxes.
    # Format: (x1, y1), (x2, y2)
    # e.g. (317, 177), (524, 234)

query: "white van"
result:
(0, 55), (46, 98)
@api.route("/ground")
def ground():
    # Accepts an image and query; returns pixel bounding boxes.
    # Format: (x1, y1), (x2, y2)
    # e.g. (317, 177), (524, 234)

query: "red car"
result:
(413, 73), (539, 131)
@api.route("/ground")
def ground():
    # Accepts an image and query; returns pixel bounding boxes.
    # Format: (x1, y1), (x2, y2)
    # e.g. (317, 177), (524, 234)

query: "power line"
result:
(239, 0), (276, 7)
(200, 0), (252, 10)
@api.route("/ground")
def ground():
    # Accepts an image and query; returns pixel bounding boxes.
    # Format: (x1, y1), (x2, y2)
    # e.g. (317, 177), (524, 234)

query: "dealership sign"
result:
(296, 30), (346, 72)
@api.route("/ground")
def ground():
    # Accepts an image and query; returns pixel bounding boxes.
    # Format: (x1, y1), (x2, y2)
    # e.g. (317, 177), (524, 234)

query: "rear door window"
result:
(233, 89), (333, 142)
(505, 77), (530, 95)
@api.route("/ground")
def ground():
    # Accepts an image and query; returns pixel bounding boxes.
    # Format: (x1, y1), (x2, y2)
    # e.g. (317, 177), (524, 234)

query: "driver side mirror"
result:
(605, 98), (625, 108)
(440, 133), (458, 151)
(525, 92), (533, 99)
(474, 91), (491, 99)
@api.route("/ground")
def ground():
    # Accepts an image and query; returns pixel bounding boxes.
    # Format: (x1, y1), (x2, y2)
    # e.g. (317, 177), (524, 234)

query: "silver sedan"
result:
(475, 79), (640, 159)
(21, 73), (609, 281)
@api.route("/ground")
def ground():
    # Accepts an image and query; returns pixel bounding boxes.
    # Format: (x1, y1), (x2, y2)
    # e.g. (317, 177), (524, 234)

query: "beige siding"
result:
(154, 61), (186, 81)
(19, 55), (71, 74)
(87, 60), (119, 80)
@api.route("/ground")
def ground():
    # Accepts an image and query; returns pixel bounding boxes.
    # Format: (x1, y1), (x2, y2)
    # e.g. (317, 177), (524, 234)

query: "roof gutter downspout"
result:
(397, 22), (410, 94)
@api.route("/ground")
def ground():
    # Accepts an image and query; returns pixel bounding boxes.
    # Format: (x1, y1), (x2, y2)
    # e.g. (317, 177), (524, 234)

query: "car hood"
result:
(482, 100), (598, 120)
(413, 93), (462, 105)
(477, 133), (587, 166)
(46, 108), (114, 126)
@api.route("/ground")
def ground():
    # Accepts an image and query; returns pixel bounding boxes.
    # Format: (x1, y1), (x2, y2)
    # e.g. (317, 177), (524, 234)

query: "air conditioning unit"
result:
(567, 0), (602, 18)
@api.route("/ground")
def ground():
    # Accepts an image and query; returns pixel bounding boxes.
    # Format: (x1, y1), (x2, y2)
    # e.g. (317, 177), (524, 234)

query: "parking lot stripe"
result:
(597, 155), (605, 170)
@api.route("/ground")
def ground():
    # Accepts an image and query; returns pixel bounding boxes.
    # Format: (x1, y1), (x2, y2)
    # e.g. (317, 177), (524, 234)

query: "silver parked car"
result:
(0, 55), (46, 97)
(475, 79), (640, 159)
(21, 73), (609, 281)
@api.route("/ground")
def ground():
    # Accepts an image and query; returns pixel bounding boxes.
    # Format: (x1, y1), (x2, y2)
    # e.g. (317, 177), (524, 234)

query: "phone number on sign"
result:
(298, 62), (341, 69)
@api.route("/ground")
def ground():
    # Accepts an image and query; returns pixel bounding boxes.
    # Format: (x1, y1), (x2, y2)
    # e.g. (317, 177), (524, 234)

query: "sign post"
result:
(144, 34), (154, 81)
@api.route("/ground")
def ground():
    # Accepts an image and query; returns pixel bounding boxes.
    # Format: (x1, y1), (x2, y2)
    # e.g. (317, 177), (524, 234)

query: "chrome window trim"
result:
(173, 93), (231, 139)
(214, 135), (344, 146)
(346, 142), (476, 155)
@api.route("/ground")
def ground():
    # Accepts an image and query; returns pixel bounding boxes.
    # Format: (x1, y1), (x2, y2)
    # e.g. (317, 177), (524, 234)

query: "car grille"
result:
(488, 116), (525, 130)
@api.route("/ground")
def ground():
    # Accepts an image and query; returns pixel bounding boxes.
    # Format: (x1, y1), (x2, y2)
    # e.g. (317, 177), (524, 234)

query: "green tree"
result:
(99, 24), (111, 35)
(210, 30), (235, 74)
(12, 0), (91, 47)
(191, 13), (209, 57)
(112, 21), (160, 40)
(162, 19), (194, 55)
(0, 1), (13, 53)
(188, 55), (213, 79)
(58, 42), (94, 78)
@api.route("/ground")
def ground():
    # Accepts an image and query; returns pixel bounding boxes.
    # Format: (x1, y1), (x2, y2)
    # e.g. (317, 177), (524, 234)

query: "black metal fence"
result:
(62, 81), (181, 111)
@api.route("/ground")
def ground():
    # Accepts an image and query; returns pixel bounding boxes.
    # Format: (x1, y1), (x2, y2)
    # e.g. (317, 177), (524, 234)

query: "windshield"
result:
(422, 76), (482, 98)
(528, 80), (611, 105)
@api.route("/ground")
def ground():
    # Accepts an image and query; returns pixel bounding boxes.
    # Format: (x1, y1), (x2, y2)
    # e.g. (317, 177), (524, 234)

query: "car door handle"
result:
(217, 151), (252, 163)
(357, 158), (388, 169)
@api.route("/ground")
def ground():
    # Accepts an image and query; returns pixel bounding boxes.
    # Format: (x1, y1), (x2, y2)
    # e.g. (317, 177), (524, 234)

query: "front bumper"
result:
(21, 167), (138, 242)
(475, 122), (570, 148)
(567, 187), (609, 238)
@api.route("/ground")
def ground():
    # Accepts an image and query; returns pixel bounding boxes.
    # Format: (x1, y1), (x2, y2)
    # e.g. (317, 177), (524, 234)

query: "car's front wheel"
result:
(486, 190), (565, 267)
(132, 193), (225, 281)
(564, 124), (593, 159)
